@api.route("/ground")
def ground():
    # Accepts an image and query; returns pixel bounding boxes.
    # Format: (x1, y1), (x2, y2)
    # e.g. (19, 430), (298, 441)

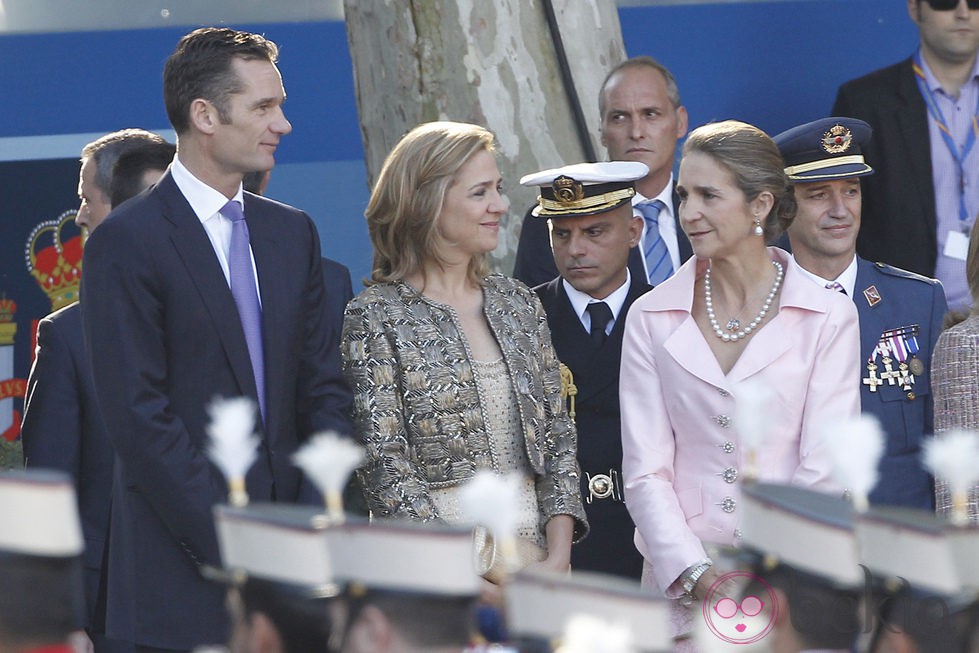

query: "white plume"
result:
(924, 430), (979, 524)
(732, 378), (775, 479)
(460, 469), (523, 578)
(459, 469), (521, 540)
(292, 432), (364, 520)
(206, 396), (260, 507)
(557, 614), (634, 653)
(822, 414), (884, 512)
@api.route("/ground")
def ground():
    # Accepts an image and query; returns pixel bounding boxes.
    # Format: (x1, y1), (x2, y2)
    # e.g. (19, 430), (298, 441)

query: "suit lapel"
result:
(161, 176), (260, 412)
(854, 258), (891, 364)
(244, 196), (285, 430)
(895, 58), (937, 237)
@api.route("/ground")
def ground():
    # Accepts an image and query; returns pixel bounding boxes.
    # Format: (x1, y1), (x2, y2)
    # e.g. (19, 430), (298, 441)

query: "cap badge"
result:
(552, 175), (584, 205)
(820, 124), (852, 154)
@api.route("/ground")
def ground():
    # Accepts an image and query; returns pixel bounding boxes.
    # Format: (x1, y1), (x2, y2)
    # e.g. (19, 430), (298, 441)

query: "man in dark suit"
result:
(832, 0), (979, 310)
(22, 131), (170, 653)
(80, 28), (352, 652)
(776, 117), (947, 510)
(521, 161), (650, 580)
(513, 56), (692, 288)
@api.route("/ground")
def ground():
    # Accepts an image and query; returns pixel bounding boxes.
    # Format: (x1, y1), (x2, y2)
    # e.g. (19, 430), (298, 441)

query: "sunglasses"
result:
(923, 0), (979, 10)
(714, 595), (766, 619)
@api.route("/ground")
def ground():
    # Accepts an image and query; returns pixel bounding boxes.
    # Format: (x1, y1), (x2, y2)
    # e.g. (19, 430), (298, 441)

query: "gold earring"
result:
(753, 217), (763, 236)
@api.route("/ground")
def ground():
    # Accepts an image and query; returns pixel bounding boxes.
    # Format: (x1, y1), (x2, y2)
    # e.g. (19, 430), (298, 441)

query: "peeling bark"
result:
(344, 0), (625, 273)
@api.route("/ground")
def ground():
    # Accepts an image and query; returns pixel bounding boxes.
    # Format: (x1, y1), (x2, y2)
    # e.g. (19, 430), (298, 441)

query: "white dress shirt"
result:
(562, 270), (632, 336)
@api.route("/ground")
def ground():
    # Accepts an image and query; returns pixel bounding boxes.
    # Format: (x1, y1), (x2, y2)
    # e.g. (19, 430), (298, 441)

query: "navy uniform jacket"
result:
(535, 274), (651, 580)
(514, 186), (692, 288)
(833, 59), (938, 278)
(22, 303), (113, 638)
(80, 172), (353, 649)
(854, 257), (947, 509)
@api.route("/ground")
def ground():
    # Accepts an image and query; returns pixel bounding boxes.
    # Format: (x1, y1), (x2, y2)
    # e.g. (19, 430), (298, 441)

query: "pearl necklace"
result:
(704, 260), (784, 342)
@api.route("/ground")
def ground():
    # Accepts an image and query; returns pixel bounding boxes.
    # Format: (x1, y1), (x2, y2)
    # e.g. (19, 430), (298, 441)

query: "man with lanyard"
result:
(833, 0), (979, 310)
(775, 117), (948, 510)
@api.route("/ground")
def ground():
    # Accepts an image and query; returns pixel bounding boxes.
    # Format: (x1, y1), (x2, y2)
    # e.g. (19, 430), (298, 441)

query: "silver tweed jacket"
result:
(932, 314), (979, 522)
(341, 274), (588, 540)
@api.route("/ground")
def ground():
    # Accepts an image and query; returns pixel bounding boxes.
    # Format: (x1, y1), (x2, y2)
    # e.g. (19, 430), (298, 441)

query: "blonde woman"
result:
(342, 121), (587, 575)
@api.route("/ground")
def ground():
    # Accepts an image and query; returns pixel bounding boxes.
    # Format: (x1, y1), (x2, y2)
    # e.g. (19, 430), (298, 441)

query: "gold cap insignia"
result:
(552, 176), (584, 205)
(821, 125), (853, 155)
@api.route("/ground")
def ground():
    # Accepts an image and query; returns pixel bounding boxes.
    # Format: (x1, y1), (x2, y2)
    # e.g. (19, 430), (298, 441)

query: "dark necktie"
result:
(222, 200), (266, 422)
(637, 200), (673, 286)
(586, 302), (613, 346)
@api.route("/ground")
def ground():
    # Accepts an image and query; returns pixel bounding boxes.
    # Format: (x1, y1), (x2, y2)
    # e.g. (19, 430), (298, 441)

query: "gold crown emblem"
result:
(820, 124), (853, 155)
(25, 211), (84, 311)
(552, 176), (584, 204)
(0, 299), (16, 324)
(0, 298), (16, 346)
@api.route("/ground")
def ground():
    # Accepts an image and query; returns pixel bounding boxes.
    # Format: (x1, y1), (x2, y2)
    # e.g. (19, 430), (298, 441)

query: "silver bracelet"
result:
(680, 559), (713, 601)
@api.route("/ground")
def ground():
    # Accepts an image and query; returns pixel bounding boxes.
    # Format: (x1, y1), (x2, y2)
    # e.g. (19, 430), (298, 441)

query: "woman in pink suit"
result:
(620, 121), (860, 609)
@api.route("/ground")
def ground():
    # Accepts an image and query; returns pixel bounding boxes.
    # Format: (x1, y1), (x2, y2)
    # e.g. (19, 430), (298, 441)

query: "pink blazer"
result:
(620, 248), (860, 595)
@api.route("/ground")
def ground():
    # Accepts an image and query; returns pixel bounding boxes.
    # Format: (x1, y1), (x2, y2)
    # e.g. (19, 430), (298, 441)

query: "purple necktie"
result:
(222, 200), (265, 421)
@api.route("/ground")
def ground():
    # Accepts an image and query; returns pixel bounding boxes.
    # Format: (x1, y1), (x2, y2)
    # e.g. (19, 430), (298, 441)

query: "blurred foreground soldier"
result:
(210, 425), (480, 653)
(734, 483), (863, 653)
(855, 504), (979, 653)
(505, 569), (671, 652)
(775, 117), (947, 510)
(521, 161), (649, 580)
(0, 470), (86, 653)
(329, 521), (482, 653)
(213, 503), (340, 653)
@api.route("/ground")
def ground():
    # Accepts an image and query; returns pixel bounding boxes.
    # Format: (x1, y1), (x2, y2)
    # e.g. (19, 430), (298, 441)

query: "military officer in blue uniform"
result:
(521, 161), (651, 580)
(775, 117), (948, 510)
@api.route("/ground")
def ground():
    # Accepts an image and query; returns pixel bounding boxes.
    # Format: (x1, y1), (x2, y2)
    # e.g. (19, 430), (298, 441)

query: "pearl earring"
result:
(753, 217), (763, 236)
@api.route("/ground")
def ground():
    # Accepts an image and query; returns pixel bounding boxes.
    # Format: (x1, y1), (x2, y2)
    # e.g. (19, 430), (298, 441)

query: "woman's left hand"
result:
(532, 514), (575, 574)
(526, 554), (570, 575)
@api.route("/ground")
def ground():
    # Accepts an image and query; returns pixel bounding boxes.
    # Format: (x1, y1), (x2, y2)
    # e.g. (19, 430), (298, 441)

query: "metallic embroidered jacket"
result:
(932, 314), (979, 523)
(341, 274), (588, 540)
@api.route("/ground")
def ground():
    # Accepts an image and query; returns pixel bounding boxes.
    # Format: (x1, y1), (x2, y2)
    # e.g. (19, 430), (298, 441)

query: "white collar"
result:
(793, 254), (858, 298)
(170, 155), (244, 223)
(562, 269), (633, 323)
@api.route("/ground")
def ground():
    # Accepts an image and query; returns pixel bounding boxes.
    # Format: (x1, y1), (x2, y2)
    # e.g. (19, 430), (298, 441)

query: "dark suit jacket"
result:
(513, 186), (692, 288)
(535, 274), (651, 580)
(833, 58), (937, 277)
(22, 303), (112, 631)
(321, 256), (353, 326)
(853, 258), (947, 510)
(80, 172), (353, 649)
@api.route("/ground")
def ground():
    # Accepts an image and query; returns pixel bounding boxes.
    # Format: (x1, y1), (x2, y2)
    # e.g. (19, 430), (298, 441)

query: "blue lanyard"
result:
(913, 52), (979, 226)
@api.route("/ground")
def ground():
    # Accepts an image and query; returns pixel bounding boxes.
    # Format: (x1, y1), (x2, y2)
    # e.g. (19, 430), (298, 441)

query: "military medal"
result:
(863, 361), (882, 392)
(868, 325), (921, 398)
(906, 329), (925, 376)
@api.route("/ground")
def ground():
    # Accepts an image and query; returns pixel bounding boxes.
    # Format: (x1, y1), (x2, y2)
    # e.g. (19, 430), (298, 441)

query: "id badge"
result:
(944, 230), (969, 261)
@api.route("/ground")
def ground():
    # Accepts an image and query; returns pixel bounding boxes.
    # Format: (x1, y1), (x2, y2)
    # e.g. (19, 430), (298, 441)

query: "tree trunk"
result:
(344, 0), (626, 273)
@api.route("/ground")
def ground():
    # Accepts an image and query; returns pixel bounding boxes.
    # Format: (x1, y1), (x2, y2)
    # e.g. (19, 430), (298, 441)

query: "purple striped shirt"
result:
(920, 51), (979, 310)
